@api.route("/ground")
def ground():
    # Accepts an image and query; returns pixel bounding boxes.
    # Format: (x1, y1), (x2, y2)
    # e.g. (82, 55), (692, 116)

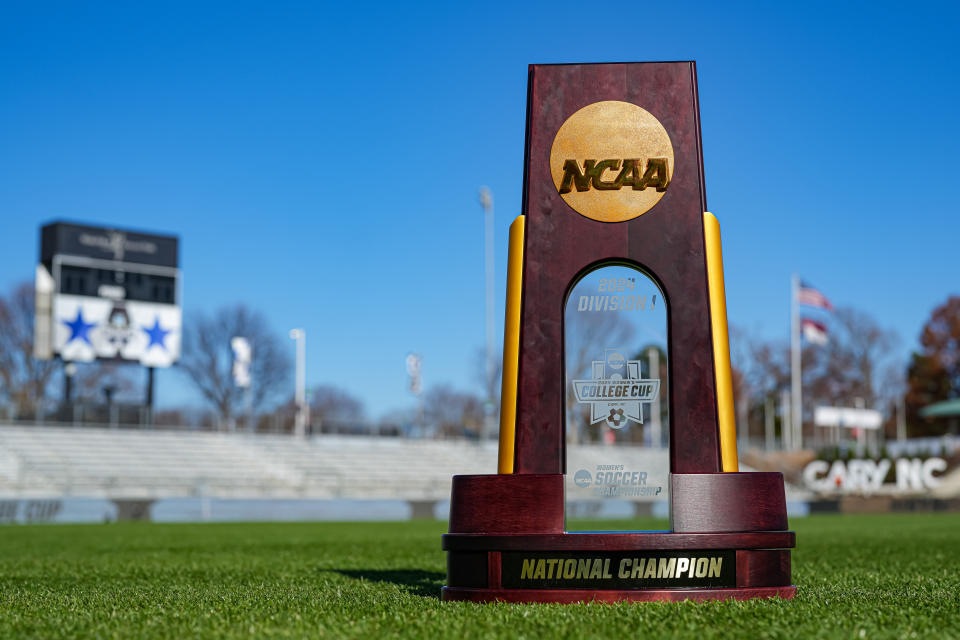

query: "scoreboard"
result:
(34, 222), (181, 368)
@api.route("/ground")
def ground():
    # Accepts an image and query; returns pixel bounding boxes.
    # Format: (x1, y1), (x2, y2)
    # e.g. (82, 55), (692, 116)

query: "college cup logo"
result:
(572, 349), (660, 429)
(550, 101), (674, 223)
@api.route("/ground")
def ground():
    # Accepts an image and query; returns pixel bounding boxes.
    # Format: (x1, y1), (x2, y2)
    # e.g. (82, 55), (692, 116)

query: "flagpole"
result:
(790, 274), (802, 451)
(780, 388), (791, 450)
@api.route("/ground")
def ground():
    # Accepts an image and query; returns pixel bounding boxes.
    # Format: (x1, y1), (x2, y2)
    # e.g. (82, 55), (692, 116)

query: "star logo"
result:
(143, 316), (171, 350)
(62, 309), (96, 345)
(572, 348), (660, 429)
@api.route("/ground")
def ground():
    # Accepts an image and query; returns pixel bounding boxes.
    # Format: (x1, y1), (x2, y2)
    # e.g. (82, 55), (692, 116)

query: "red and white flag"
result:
(797, 282), (833, 310)
(801, 318), (828, 345)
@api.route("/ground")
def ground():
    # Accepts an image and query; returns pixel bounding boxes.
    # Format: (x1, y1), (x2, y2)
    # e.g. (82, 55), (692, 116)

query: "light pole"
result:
(478, 186), (496, 440)
(289, 328), (308, 438)
(406, 353), (423, 434)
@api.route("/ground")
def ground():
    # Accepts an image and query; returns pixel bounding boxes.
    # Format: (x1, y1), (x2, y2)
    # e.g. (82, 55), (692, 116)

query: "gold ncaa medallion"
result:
(550, 101), (674, 223)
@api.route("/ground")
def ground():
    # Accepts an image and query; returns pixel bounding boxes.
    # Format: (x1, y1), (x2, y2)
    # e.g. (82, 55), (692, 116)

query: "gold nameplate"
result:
(550, 101), (674, 223)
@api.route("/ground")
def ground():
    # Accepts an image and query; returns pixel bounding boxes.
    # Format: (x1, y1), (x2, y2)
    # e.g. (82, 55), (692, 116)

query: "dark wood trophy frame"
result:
(442, 62), (796, 603)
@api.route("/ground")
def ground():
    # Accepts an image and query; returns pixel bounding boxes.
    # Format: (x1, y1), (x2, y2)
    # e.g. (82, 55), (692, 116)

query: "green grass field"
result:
(1, 514), (958, 639)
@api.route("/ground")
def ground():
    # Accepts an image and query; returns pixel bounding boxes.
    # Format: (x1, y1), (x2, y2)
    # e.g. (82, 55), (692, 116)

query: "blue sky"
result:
(1, 1), (957, 418)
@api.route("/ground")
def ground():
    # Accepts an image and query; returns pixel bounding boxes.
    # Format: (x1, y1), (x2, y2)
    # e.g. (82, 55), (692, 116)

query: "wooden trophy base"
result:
(442, 473), (796, 604)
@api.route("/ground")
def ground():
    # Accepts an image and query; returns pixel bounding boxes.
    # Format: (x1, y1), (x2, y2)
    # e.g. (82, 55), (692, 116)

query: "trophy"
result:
(442, 62), (796, 603)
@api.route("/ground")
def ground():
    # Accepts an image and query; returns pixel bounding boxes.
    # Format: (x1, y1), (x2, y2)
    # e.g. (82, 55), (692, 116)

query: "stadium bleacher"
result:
(0, 425), (671, 503)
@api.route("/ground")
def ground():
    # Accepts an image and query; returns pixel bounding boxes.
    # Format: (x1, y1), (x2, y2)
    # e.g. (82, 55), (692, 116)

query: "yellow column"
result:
(497, 215), (525, 474)
(703, 212), (739, 472)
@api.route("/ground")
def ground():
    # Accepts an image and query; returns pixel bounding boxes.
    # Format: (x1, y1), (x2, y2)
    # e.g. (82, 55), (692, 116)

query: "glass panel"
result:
(564, 264), (670, 529)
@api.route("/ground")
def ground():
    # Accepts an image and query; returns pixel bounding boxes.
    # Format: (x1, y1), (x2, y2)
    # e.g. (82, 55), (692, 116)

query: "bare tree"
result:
(735, 330), (790, 395)
(422, 385), (484, 438)
(803, 307), (900, 409)
(312, 384), (366, 426)
(473, 347), (502, 439)
(0, 282), (59, 419)
(732, 308), (901, 447)
(70, 361), (138, 403)
(178, 304), (290, 428)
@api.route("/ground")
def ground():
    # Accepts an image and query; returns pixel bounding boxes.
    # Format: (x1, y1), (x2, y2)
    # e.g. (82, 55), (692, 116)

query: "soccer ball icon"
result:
(607, 408), (626, 429)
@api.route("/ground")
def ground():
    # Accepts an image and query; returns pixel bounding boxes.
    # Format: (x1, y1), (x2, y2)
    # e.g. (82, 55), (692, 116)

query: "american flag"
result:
(797, 282), (833, 310)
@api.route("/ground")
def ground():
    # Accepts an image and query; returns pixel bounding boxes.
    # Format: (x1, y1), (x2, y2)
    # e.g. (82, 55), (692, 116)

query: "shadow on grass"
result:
(333, 569), (445, 599)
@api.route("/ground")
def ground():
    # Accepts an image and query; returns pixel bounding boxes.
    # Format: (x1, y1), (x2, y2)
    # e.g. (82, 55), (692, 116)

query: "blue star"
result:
(143, 316), (171, 350)
(62, 309), (96, 345)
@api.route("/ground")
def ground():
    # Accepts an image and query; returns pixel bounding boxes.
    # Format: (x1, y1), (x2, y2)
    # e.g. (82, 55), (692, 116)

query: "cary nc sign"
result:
(803, 458), (948, 494)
